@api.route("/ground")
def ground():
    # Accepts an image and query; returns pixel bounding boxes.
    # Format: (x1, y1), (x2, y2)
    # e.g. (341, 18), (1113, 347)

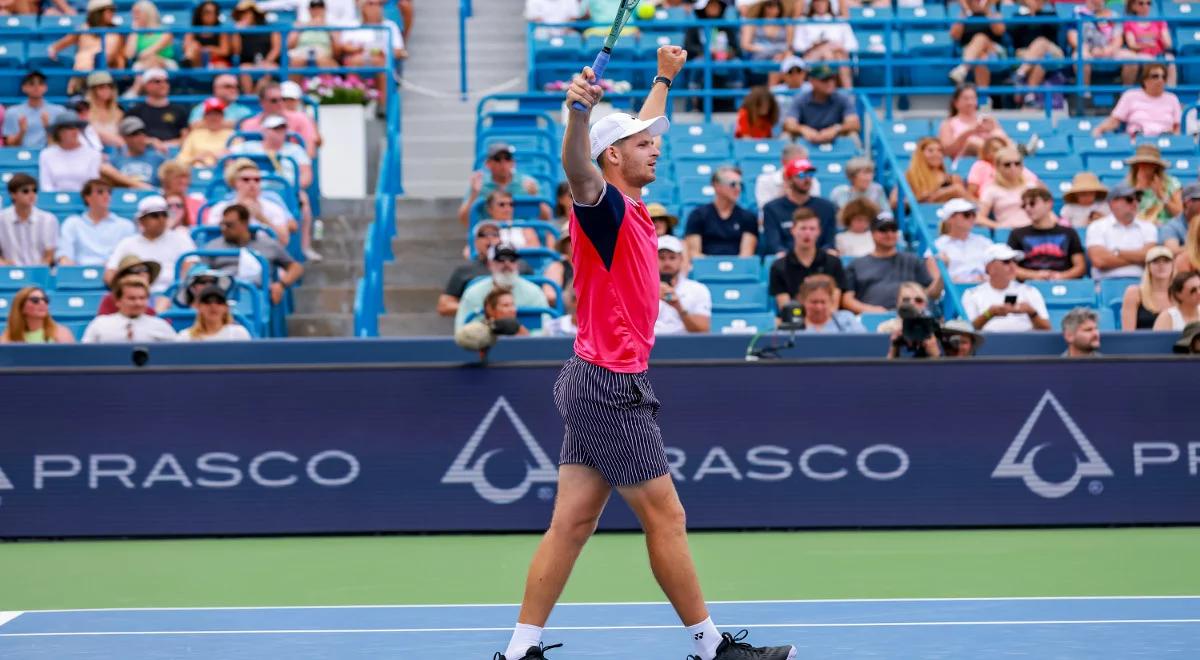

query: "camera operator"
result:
(883, 282), (942, 358)
(655, 235), (711, 335)
(939, 320), (984, 357)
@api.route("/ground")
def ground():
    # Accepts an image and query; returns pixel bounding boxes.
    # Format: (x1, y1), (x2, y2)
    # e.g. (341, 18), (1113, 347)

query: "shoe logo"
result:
(992, 390), (1113, 498)
(442, 396), (558, 504)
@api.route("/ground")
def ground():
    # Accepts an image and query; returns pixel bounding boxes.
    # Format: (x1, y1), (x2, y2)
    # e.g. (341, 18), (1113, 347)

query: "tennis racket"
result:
(571, 0), (640, 112)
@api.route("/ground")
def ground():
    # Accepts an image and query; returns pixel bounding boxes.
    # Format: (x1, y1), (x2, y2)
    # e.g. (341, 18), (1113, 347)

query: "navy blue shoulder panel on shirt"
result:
(573, 183), (625, 271)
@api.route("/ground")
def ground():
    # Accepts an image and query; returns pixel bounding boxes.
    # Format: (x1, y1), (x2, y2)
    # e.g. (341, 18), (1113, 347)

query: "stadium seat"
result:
(0, 265), (51, 291)
(1059, 117), (1104, 137)
(1073, 135), (1133, 157)
(0, 40), (23, 68)
(690, 257), (760, 283)
(668, 122), (729, 141)
(37, 192), (85, 217)
(738, 157), (778, 179)
(884, 119), (932, 139)
(1028, 155), (1084, 177)
(707, 282), (769, 313)
(673, 160), (719, 178)
(851, 5), (894, 20)
(1099, 277), (1139, 308)
(0, 148), (37, 168)
(903, 31), (954, 87)
(1048, 306), (1116, 332)
(533, 33), (582, 62)
(0, 15), (35, 30)
(49, 290), (106, 320)
(54, 266), (107, 291)
(671, 139), (732, 161)
(1029, 278), (1096, 309)
(1166, 156), (1197, 177)
(1136, 134), (1196, 156)
(1083, 155), (1130, 177)
(1028, 135), (1070, 156)
(641, 179), (678, 205)
(678, 175), (716, 205)
(711, 311), (776, 334)
(859, 312), (893, 332)
(733, 139), (787, 160)
(807, 137), (860, 158)
(999, 117), (1053, 139)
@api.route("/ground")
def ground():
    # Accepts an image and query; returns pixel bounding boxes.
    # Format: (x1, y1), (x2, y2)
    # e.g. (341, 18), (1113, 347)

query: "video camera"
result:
(894, 302), (940, 357)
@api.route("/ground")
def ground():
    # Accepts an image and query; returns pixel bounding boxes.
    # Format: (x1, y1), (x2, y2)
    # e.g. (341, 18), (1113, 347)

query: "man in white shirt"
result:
(754, 143), (821, 209)
(205, 158), (295, 245)
(1085, 183), (1159, 280)
(105, 196), (197, 297)
(654, 235), (712, 335)
(0, 173), (57, 266)
(962, 243), (1052, 332)
(81, 279), (177, 343)
(932, 197), (992, 284)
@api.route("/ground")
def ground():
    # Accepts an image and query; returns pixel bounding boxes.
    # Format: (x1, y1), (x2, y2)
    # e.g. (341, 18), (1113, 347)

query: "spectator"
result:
(287, 0), (344, 68)
(845, 215), (942, 312)
(876, 281), (930, 334)
(684, 166), (758, 257)
(979, 147), (1039, 229)
(768, 207), (849, 310)
(0, 174), (56, 266)
(542, 285), (578, 337)
(1123, 0), (1176, 87)
(790, 0), (856, 88)
(1008, 0), (1063, 108)
(962, 243), (1052, 332)
(796, 274), (866, 333)
(948, 0), (1005, 88)
(159, 161), (203, 228)
(684, 0), (742, 111)
(1153, 271), (1200, 331)
(204, 204), (303, 304)
(172, 264), (234, 309)
(232, 114), (317, 257)
(552, 181), (572, 225)
(1093, 63), (1181, 138)
(1060, 172), (1111, 229)
(906, 137), (971, 204)
(105, 196), (197, 301)
(96, 255), (160, 316)
(178, 285), (252, 341)
(1172, 321), (1200, 354)
(124, 0), (177, 73)
(1, 286), (75, 344)
(655, 235), (712, 335)
(84, 70), (123, 147)
(754, 143), (821, 208)
(770, 55), (810, 107)
(242, 83), (321, 158)
(280, 81), (308, 116)
(343, 0), (408, 107)
(938, 84), (1008, 159)
(482, 288), (531, 336)
(438, 221), (526, 317)
(1006, 188), (1087, 281)
(830, 156), (890, 211)
(966, 136), (1039, 200)
(176, 98), (233, 168)
(454, 243), (549, 331)
(3, 71), (68, 148)
(206, 159), (295, 245)
(1177, 212), (1200, 274)
(934, 197), (993, 284)
(835, 198), (877, 258)
(47, 0), (125, 86)
(1062, 307), (1102, 357)
(760, 158), (838, 255)
(232, 0), (282, 94)
(1068, 0), (1139, 90)
(480, 189), (544, 248)
(940, 319), (984, 357)
(111, 117), (166, 188)
(1121, 245), (1174, 330)
(70, 96), (104, 152)
(781, 65), (860, 143)
(648, 202), (679, 238)
(459, 142), (542, 226)
(1124, 145), (1181, 224)
(740, 0), (791, 86)
(184, 0), (232, 68)
(188, 75), (254, 126)
(542, 230), (572, 306)
(291, 0), (359, 26)
(56, 179), (135, 265)
(1086, 183), (1158, 280)
(525, 0), (583, 39)
(81, 279), (176, 342)
(39, 113), (101, 193)
(125, 69), (191, 149)
(1160, 183), (1200, 255)
(735, 86), (779, 139)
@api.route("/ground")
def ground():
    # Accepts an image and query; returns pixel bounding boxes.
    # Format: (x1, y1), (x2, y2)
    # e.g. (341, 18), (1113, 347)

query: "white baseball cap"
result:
(936, 197), (977, 220)
(589, 113), (669, 160)
(280, 80), (303, 100)
(984, 243), (1024, 264)
(135, 195), (169, 219)
(657, 234), (685, 254)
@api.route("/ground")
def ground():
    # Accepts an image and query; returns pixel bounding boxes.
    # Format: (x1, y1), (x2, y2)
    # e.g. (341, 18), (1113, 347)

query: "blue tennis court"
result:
(1, 596), (1196, 658)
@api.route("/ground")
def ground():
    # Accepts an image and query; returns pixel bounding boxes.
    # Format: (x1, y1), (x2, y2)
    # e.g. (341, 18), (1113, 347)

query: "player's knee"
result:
(642, 501), (687, 535)
(548, 511), (601, 546)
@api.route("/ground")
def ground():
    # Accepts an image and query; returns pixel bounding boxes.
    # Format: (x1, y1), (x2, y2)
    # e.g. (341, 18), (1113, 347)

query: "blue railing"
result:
(459, 0), (473, 100)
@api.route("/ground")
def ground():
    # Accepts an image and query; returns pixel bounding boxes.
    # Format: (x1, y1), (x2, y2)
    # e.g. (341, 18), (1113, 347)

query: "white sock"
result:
(504, 623), (543, 659)
(687, 617), (722, 660)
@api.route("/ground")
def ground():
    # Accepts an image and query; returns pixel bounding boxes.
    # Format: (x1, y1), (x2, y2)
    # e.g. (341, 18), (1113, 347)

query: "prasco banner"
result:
(0, 360), (1196, 537)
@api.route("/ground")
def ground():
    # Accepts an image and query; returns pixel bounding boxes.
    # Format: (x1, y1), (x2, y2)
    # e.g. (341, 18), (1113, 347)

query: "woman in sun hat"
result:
(1124, 144), (1181, 224)
(1060, 172), (1110, 228)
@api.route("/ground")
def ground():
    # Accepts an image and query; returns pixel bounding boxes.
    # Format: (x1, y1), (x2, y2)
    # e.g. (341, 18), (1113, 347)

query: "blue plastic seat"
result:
(0, 147), (37, 168)
(707, 282), (769, 313)
(738, 157), (778, 179)
(110, 189), (158, 217)
(806, 137), (860, 158)
(1048, 306), (1114, 331)
(851, 5), (894, 20)
(711, 311), (776, 334)
(640, 179), (678, 205)
(668, 122), (730, 141)
(899, 4), (945, 21)
(37, 192), (85, 217)
(1099, 277), (1139, 308)
(999, 117), (1054, 138)
(902, 31), (954, 87)
(0, 265), (51, 291)
(670, 138), (732, 161)
(1136, 134), (1196, 156)
(678, 175), (715, 205)
(886, 134), (921, 158)
(859, 312), (894, 332)
(54, 265), (107, 291)
(1028, 278), (1096, 309)
(25, 41), (74, 70)
(0, 40), (23, 68)
(690, 256), (760, 283)
(48, 290), (106, 320)
(637, 31), (686, 58)
(1027, 155), (1084, 178)
(0, 15), (35, 30)
(1165, 155), (1197, 177)
(534, 33), (583, 62)
(733, 139), (787, 160)
(1083, 154), (1131, 177)
(673, 160), (720, 179)
(1029, 134), (1070, 156)
(1073, 135), (1134, 157)
(1059, 117), (1105, 137)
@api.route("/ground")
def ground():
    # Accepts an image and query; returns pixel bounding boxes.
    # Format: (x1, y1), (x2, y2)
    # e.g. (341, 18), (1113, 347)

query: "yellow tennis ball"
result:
(635, 2), (656, 20)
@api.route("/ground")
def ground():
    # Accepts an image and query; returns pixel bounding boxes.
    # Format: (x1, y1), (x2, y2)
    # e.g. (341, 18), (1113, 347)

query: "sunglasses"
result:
(1020, 199), (1044, 208)
(958, 210), (977, 218)
(720, 179), (743, 187)
(1114, 195), (1136, 203)
(263, 96), (284, 103)
(791, 171), (814, 179)
(900, 296), (927, 304)
(26, 295), (49, 304)
(192, 278), (218, 287)
(238, 176), (262, 183)
(1000, 161), (1022, 167)
(199, 297), (227, 305)
(477, 231), (500, 238)
(874, 225), (900, 233)
(219, 220), (244, 228)
(1146, 73), (1165, 80)
(490, 153), (514, 162)
(125, 265), (150, 274)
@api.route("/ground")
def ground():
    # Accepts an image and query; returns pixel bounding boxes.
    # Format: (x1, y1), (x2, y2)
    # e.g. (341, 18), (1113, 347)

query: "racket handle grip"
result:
(570, 50), (611, 113)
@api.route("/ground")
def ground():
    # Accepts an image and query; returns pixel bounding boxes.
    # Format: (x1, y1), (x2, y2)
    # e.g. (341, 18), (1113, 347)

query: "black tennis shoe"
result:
(492, 642), (563, 660)
(688, 630), (797, 660)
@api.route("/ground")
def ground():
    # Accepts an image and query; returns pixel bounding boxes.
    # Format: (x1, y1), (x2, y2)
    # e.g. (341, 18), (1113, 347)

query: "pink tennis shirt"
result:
(570, 182), (660, 373)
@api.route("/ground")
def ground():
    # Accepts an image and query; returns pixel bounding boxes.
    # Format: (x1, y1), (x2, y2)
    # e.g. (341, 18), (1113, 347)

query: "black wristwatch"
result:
(652, 75), (673, 89)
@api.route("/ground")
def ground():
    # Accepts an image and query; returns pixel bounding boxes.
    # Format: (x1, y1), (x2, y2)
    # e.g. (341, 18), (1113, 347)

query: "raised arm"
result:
(562, 66), (607, 206)
(638, 46), (687, 122)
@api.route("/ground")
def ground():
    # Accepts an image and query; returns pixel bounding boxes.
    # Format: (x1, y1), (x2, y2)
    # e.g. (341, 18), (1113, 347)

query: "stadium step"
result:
(378, 312), (454, 337)
(293, 287), (357, 315)
(287, 314), (353, 337)
(383, 286), (443, 314)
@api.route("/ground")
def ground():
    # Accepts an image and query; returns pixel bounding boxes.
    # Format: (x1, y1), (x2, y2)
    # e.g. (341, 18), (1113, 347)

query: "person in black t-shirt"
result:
(125, 68), (191, 149)
(1007, 187), (1086, 280)
(683, 165), (758, 257)
(767, 207), (850, 310)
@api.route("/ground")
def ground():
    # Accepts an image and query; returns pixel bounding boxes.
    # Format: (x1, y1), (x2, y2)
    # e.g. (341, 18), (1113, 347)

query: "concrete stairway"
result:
(286, 199), (371, 337)
(377, 198), (461, 337)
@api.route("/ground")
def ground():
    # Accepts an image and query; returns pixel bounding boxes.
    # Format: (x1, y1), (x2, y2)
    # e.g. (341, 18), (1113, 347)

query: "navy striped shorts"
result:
(553, 355), (670, 487)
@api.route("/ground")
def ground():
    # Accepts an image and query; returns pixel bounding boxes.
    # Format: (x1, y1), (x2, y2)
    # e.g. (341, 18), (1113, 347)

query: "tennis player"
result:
(494, 47), (796, 660)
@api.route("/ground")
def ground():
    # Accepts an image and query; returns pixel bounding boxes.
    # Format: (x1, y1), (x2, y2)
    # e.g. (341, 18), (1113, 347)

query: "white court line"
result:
(17, 595), (1200, 614)
(1, 619), (1199, 638)
(0, 612), (23, 629)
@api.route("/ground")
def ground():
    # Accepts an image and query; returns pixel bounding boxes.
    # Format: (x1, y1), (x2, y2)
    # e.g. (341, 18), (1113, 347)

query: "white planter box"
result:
(317, 104), (368, 199)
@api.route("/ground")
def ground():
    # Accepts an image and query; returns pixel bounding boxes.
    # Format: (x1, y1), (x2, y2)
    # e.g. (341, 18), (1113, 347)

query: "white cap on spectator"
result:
(135, 195), (169, 219)
(86, 0), (115, 11)
(984, 243), (1024, 264)
(779, 55), (807, 74)
(261, 114), (288, 129)
(936, 198), (977, 220)
(590, 113), (669, 160)
(141, 67), (169, 83)
(657, 235), (685, 254)
(280, 80), (303, 100)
